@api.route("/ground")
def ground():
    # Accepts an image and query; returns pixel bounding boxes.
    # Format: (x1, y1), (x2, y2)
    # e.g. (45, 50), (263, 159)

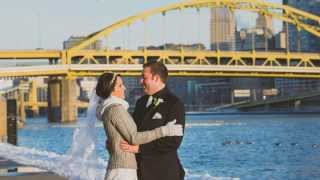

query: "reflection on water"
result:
(18, 114), (320, 179)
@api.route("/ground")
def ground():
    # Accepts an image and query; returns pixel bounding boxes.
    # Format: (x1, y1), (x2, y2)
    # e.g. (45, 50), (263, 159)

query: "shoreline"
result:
(186, 111), (320, 116)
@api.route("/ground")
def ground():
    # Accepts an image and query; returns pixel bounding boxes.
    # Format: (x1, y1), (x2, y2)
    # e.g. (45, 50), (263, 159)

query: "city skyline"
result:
(0, 0), (282, 50)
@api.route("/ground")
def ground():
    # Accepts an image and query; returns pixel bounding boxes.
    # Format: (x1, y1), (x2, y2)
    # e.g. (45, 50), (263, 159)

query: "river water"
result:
(17, 114), (320, 180)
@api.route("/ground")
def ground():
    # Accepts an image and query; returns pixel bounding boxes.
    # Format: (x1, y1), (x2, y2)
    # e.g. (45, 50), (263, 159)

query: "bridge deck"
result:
(0, 50), (61, 59)
(1, 64), (320, 78)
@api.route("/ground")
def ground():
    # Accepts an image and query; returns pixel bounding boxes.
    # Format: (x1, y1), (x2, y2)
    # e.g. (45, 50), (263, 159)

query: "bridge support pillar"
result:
(0, 97), (7, 142)
(48, 77), (77, 123)
(17, 90), (26, 128)
(49, 58), (59, 65)
(29, 80), (39, 117)
(61, 78), (77, 122)
(7, 100), (17, 145)
(7, 88), (25, 128)
(48, 78), (61, 122)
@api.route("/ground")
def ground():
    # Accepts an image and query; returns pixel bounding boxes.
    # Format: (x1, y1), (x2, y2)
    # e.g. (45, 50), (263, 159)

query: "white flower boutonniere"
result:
(152, 97), (164, 108)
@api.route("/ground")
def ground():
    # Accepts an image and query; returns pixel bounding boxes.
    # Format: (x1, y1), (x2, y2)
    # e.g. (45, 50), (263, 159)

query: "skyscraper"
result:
(256, 14), (274, 37)
(276, 0), (320, 96)
(283, 0), (320, 52)
(210, 8), (236, 50)
(209, 8), (235, 106)
(236, 14), (275, 51)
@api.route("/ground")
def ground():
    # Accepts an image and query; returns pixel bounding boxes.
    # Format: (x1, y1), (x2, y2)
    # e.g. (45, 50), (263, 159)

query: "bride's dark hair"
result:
(96, 72), (120, 99)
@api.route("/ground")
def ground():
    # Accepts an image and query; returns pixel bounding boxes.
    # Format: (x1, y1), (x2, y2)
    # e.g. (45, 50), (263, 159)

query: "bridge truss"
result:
(0, 0), (319, 78)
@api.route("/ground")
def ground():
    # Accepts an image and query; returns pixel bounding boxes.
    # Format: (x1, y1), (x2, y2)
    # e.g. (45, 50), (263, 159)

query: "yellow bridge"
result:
(0, 0), (319, 123)
(1, 50), (320, 78)
(0, 0), (319, 78)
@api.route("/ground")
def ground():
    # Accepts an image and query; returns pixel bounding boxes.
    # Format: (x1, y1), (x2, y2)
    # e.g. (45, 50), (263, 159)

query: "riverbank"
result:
(187, 110), (320, 116)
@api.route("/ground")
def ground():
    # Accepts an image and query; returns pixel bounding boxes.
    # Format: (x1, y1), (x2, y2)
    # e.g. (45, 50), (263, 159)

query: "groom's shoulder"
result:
(166, 91), (181, 104)
(136, 95), (148, 104)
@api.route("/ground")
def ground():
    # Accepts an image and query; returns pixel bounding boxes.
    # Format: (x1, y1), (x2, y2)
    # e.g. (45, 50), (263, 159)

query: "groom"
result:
(121, 62), (185, 180)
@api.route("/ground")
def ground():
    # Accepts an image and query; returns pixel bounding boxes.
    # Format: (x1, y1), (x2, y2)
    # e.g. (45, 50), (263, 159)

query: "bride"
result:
(95, 72), (183, 180)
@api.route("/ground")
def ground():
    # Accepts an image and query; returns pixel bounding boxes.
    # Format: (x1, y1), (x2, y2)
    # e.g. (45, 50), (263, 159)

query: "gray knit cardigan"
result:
(102, 104), (165, 170)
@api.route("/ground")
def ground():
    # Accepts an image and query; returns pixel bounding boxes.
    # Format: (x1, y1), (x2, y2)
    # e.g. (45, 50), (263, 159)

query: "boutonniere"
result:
(152, 97), (164, 108)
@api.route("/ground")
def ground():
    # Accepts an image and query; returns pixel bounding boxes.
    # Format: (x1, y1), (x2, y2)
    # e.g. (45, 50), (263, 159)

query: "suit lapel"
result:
(143, 103), (157, 122)
(139, 88), (168, 127)
(136, 97), (155, 128)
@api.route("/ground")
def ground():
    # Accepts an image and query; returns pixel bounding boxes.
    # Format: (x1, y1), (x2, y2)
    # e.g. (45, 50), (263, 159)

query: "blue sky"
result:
(0, 0), (282, 50)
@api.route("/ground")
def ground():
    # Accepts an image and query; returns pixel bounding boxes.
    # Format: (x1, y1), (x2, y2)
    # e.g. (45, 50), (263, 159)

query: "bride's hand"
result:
(120, 140), (139, 153)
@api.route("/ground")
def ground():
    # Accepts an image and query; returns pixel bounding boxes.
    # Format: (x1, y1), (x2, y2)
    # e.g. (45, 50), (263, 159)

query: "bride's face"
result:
(111, 76), (126, 99)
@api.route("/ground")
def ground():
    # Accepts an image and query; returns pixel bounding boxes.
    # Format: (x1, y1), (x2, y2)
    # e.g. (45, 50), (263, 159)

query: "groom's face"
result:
(141, 67), (159, 95)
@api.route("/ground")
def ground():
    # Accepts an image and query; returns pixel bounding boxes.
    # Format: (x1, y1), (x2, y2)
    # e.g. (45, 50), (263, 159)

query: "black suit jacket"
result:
(133, 87), (185, 180)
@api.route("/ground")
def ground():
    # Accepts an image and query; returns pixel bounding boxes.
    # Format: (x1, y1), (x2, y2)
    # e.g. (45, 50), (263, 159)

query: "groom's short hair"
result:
(143, 62), (168, 83)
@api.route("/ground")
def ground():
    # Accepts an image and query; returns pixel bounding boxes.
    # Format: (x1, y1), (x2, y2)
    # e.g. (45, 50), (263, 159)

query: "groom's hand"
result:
(120, 140), (139, 153)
